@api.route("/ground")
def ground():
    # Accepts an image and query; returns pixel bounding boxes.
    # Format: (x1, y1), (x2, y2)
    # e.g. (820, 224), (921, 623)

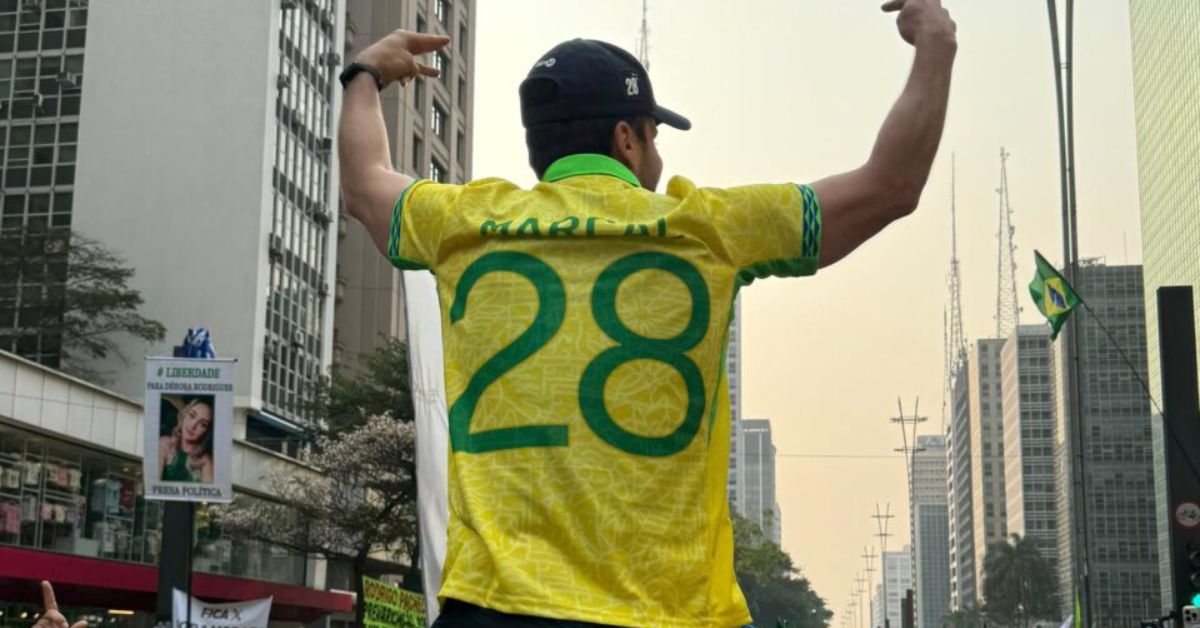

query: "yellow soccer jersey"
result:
(388, 154), (821, 627)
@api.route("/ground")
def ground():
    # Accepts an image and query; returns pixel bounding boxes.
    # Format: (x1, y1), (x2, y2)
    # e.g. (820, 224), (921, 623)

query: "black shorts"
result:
(430, 599), (620, 628)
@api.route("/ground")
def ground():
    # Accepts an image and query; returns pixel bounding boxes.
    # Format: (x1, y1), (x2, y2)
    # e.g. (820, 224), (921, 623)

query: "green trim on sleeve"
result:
(387, 179), (432, 271)
(733, 183), (822, 288)
(799, 183), (822, 261)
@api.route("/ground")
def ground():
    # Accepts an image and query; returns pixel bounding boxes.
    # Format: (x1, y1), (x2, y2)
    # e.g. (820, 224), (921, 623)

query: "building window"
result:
(431, 102), (447, 143)
(458, 23), (467, 54)
(435, 0), (450, 28)
(430, 157), (447, 183)
(435, 51), (450, 87)
(411, 135), (423, 174)
(416, 13), (426, 33)
(456, 130), (466, 166)
(413, 78), (425, 112)
(457, 76), (467, 110)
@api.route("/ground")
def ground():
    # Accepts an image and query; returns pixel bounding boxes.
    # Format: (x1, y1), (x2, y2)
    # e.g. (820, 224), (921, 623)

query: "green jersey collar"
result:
(541, 154), (641, 188)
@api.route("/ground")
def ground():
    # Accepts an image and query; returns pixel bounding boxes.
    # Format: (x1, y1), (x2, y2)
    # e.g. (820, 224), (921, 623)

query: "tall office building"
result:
(727, 295), (743, 510)
(0, 0), (350, 453)
(947, 366), (975, 609)
(1127, 0), (1200, 609)
(741, 418), (780, 544)
(912, 434), (950, 628)
(336, 0), (474, 359)
(1053, 263), (1159, 625)
(872, 546), (914, 628)
(968, 338), (1008, 599)
(0, 0), (91, 366)
(1001, 326), (1060, 585)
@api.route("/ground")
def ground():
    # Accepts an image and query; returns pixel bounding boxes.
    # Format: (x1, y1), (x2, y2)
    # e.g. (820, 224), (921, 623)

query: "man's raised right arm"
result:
(811, 0), (957, 268)
(338, 30), (448, 255)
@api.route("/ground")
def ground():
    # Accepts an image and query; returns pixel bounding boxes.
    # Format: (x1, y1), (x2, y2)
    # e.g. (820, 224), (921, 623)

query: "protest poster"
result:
(144, 357), (235, 502)
(172, 589), (271, 628)
(363, 576), (425, 628)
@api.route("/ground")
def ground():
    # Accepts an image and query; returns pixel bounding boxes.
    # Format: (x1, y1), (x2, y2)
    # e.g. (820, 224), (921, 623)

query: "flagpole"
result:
(1046, 2), (1092, 626)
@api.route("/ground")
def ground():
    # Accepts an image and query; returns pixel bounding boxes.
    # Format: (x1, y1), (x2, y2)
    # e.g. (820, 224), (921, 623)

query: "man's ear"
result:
(610, 120), (639, 167)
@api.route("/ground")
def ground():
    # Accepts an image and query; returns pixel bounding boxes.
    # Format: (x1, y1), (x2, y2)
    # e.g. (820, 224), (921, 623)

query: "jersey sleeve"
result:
(387, 179), (464, 271)
(699, 182), (822, 283)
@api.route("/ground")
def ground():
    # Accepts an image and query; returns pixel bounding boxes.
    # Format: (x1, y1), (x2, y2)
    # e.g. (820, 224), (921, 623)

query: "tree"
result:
(942, 605), (989, 628)
(220, 414), (417, 627)
(222, 340), (419, 624)
(733, 512), (832, 628)
(308, 337), (415, 434)
(0, 227), (165, 381)
(981, 534), (1059, 628)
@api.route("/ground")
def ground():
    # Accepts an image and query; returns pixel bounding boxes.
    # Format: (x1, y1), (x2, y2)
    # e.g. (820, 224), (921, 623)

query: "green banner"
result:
(362, 576), (425, 628)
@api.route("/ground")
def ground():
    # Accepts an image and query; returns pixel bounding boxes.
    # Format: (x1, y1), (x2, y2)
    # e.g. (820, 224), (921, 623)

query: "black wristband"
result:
(339, 62), (384, 91)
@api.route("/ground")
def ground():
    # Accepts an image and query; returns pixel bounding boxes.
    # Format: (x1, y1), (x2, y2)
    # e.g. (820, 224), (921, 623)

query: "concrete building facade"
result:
(968, 338), (1008, 600)
(1053, 263), (1160, 625)
(727, 296), (743, 511)
(741, 418), (780, 545)
(1001, 326), (1059, 582)
(912, 434), (950, 628)
(3, 0), (348, 453)
(335, 0), (474, 360)
(872, 546), (914, 628)
(947, 364), (975, 609)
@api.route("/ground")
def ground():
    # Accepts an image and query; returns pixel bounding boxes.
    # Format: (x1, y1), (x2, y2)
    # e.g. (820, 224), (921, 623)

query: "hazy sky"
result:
(472, 0), (1142, 621)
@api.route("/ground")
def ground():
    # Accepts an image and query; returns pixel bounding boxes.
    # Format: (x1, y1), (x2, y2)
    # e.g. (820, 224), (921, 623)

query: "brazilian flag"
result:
(1029, 250), (1080, 340)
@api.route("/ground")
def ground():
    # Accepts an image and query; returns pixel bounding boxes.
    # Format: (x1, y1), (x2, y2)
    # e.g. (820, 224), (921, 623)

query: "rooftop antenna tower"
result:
(995, 147), (1021, 338)
(636, 0), (650, 69)
(943, 155), (967, 432)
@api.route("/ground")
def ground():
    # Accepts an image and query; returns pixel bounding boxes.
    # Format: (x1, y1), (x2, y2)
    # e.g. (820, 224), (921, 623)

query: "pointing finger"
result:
(406, 33), (451, 54)
(881, 0), (906, 11)
(41, 581), (58, 613)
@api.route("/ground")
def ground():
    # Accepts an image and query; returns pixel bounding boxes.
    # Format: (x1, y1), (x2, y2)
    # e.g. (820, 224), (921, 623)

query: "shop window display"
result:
(0, 422), (305, 587)
(0, 425), (158, 564)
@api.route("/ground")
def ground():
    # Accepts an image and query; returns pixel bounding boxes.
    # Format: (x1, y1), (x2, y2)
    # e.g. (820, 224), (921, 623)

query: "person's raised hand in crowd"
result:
(31, 581), (86, 628)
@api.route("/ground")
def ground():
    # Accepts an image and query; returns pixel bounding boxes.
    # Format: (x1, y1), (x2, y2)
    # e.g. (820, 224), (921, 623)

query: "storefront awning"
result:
(0, 546), (354, 622)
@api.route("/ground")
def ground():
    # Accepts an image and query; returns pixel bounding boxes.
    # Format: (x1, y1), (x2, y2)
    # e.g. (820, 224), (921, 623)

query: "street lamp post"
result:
(1045, 2), (1092, 627)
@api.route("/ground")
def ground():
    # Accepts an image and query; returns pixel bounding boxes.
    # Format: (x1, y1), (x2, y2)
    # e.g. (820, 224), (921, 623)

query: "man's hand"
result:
(356, 30), (451, 87)
(33, 581), (86, 628)
(882, 0), (956, 49)
(812, 0), (956, 267)
(340, 30), (450, 254)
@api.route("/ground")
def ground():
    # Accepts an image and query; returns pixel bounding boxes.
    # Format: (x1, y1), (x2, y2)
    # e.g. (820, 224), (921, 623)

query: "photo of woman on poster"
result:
(158, 396), (215, 483)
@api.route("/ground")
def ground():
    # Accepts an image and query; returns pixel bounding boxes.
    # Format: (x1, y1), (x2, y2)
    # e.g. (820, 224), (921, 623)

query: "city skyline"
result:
(473, 0), (1144, 620)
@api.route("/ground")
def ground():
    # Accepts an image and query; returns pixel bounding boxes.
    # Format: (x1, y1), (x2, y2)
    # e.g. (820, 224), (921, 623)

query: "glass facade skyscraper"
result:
(1127, 0), (1200, 611)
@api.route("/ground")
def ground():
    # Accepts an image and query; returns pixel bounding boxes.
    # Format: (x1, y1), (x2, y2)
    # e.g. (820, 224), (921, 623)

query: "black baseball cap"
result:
(519, 39), (691, 131)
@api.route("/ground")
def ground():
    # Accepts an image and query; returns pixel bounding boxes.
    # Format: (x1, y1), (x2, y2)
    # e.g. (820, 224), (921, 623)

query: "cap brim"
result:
(653, 105), (691, 131)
